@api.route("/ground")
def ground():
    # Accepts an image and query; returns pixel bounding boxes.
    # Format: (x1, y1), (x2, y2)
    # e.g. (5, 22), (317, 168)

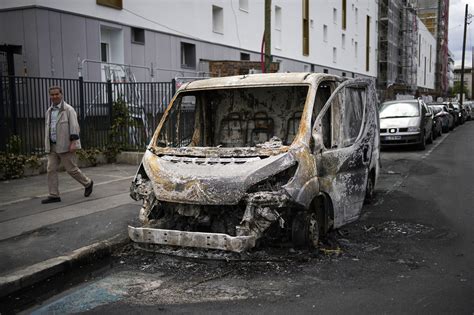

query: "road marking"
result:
(422, 132), (450, 159)
(375, 132), (451, 206)
(0, 176), (134, 207)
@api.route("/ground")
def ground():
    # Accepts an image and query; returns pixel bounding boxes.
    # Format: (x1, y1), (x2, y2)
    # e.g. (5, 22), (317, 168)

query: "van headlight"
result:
(407, 127), (420, 132)
(247, 164), (298, 193)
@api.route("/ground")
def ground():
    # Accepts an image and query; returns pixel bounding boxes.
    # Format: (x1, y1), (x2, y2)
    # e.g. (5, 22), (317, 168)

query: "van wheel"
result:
(291, 212), (319, 249)
(364, 173), (375, 204)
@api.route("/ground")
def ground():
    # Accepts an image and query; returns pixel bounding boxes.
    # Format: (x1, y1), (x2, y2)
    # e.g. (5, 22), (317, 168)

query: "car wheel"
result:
(427, 130), (433, 144)
(418, 132), (426, 150)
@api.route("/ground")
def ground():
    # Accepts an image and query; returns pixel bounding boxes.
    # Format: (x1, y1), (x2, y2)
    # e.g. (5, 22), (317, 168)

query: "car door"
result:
(311, 79), (373, 227)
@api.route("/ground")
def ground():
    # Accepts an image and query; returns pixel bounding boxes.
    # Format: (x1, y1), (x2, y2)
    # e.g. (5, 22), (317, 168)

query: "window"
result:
(355, 8), (358, 25)
(131, 27), (145, 44)
(275, 6), (282, 49)
(240, 52), (250, 61)
(97, 0), (122, 9)
(342, 0), (347, 29)
(342, 72), (346, 77)
(355, 41), (358, 59)
(366, 15), (370, 72)
(101, 42), (109, 62)
(303, 0), (309, 55)
(424, 56), (427, 85)
(275, 6), (282, 30)
(239, 0), (249, 12)
(333, 8), (337, 24)
(321, 89), (342, 149)
(418, 34), (421, 66)
(317, 86), (365, 149)
(333, 47), (337, 63)
(429, 45), (432, 72)
(323, 69), (328, 74)
(181, 42), (196, 68)
(212, 5), (224, 34)
(323, 25), (328, 42)
(342, 87), (365, 146)
(342, 34), (346, 49)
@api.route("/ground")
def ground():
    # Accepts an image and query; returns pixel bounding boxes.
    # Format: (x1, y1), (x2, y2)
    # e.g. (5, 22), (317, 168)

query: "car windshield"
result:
(379, 102), (420, 118)
(154, 85), (309, 148)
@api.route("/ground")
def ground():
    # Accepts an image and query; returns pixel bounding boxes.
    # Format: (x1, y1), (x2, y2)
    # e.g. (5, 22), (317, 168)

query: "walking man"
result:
(41, 86), (93, 204)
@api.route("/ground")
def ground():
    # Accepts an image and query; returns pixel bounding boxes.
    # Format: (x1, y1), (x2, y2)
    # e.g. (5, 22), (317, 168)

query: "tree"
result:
(451, 81), (470, 98)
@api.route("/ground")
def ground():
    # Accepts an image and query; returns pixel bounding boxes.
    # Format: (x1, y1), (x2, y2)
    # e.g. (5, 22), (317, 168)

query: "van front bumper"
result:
(128, 225), (256, 253)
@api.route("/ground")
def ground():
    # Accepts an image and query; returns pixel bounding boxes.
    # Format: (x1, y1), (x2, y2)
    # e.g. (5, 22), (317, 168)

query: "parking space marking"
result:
(422, 132), (450, 159)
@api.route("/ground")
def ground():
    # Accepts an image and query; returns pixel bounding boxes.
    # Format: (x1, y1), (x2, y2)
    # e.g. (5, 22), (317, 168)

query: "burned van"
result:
(129, 73), (380, 252)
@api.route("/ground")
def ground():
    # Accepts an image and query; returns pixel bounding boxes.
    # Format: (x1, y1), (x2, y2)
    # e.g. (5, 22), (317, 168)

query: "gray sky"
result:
(448, 0), (473, 67)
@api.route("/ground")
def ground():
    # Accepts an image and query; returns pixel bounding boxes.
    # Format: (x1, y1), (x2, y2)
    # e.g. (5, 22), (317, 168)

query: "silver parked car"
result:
(379, 99), (433, 150)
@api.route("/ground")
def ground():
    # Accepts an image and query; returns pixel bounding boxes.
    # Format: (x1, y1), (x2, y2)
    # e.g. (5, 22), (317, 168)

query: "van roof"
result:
(179, 72), (337, 91)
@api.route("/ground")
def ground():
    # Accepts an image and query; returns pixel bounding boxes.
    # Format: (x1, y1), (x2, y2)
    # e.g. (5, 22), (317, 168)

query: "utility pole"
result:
(460, 4), (471, 105)
(264, 0), (272, 73)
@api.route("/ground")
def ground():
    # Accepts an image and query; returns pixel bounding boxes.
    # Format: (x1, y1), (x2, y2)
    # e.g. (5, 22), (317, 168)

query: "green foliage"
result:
(105, 97), (136, 162)
(76, 148), (102, 166)
(0, 136), (43, 180)
(0, 153), (26, 179)
(5, 135), (22, 154)
(451, 81), (470, 97)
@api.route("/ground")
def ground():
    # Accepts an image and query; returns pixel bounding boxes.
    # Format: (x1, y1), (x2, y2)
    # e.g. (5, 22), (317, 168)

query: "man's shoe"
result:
(41, 196), (61, 204)
(84, 181), (93, 197)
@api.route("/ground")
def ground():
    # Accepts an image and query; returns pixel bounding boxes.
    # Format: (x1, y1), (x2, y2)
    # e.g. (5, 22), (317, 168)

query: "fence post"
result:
(107, 79), (113, 130)
(8, 75), (17, 135)
(78, 76), (85, 140)
(0, 76), (6, 151)
(171, 78), (176, 97)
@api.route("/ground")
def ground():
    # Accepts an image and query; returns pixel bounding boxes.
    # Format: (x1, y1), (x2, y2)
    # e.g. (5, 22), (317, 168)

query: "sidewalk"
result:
(0, 163), (141, 297)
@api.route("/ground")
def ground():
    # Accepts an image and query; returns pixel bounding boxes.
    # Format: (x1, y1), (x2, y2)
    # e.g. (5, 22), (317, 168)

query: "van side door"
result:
(312, 79), (373, 227)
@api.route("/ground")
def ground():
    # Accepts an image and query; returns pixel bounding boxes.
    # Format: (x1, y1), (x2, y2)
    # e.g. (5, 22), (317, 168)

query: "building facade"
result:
(0, 0), (378, 82)
(416, 0), (450, 96)
(416, 16), (436, 91)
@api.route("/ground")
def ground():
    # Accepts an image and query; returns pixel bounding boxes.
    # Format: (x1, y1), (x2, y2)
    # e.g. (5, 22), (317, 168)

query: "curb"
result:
(0, 233), (130, 298)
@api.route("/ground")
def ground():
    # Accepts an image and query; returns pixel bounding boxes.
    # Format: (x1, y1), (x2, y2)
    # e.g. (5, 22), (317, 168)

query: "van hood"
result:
(380, 117), (420, 129)
(141, 148), (296, 205)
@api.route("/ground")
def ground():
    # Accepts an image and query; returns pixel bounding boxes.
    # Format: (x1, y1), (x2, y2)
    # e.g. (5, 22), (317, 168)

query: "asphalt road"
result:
(24, 122), (474, 314)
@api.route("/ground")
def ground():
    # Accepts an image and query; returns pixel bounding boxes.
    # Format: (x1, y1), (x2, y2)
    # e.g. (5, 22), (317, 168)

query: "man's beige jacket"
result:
(44, 101), (82, 154)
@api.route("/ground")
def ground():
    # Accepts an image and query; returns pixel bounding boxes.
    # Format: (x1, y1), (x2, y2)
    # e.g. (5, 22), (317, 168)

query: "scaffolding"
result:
(400, 3), (418, 91)
(377, 0), (418, 100)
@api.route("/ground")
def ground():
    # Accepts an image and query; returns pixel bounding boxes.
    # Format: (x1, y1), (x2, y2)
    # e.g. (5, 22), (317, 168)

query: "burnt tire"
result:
(364, 173), (375, 205)
(291, 212), (319, 249)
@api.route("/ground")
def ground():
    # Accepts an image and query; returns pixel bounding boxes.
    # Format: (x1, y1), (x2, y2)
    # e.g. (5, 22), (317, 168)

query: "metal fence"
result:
(0, 76), (175, 155)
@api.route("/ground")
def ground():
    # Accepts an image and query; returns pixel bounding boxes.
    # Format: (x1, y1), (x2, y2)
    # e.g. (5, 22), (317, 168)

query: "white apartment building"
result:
(416, 16), (435, 90)
(0, 0), (378, 81)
